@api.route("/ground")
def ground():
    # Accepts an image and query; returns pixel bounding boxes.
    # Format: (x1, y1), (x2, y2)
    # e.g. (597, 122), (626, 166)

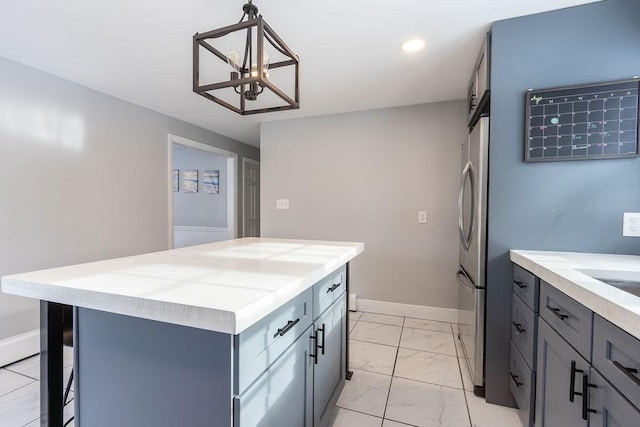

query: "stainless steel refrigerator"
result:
(457, 116), (489, 395)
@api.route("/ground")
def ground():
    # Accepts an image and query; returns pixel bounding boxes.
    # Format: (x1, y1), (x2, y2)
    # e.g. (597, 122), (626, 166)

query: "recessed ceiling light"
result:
(401, 38), (426, 53)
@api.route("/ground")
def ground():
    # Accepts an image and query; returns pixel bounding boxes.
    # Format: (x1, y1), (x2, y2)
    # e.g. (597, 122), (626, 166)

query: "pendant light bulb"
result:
(227, 50), (241, 72)
(251, 52), (270, 78)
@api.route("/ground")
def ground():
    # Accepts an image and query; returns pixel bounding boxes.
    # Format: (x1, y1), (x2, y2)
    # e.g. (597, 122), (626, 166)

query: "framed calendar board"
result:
(525, 78), (639, 162)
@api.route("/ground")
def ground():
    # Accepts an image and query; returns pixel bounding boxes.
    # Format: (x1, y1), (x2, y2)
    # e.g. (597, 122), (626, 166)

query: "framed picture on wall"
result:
(173, 169), (179, 192)
(203, 170), (219, 194)
(183, 170), (198, 193)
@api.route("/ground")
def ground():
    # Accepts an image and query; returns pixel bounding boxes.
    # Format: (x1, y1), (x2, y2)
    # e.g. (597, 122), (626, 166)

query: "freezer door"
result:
(457, 269), (485, 387)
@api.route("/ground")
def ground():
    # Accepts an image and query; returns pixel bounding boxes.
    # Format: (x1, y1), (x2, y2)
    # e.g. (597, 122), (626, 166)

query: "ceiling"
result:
(0, 0), (601, 147)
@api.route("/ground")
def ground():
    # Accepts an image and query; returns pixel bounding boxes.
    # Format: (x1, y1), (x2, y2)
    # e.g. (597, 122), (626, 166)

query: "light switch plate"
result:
(276, 199), (289, 210)
(418, 211), (428, 224)
(623, 212), (640, 237)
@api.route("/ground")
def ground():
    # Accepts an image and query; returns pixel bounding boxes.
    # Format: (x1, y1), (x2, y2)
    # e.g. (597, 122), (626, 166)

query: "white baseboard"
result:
(356, 298), (460, 323)
(0, 329), (39, 368)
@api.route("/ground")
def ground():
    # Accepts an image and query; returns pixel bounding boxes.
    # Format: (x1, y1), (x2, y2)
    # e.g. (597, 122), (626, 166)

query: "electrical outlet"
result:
(276, 199), (289, 210)
(418, 211), (428, 224)
(623, 212), (640, 237)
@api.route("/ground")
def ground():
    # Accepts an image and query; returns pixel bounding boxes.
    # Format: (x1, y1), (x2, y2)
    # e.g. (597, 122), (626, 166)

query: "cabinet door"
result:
(535, 318), (588, 427)
(314, 295), (346, 426)
(589, 367), (640, 427)
(234, 326), (313, 427)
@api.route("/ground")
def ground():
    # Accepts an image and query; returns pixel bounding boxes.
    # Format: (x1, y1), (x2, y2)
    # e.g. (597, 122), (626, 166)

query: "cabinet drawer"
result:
(509, 341), (535, 427)
(313, 265), (346, 319)
(539, 281), (593, 361)
(589, 367), (640, 426)
(593, 314), (640, 409)
(511, 293), (537, 370)
(235, 288), (313, 394)
(512, 264), (539, 312)
(234, 326), (313, 427)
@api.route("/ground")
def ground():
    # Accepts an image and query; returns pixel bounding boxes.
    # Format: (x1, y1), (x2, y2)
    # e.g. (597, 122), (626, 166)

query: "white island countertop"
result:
(510, 250), (640, 341)
(1, 238), (364, 334)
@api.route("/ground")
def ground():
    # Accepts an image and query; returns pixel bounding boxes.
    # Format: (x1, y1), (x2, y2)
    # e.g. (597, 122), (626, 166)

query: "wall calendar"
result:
(525, 78), (639, 162)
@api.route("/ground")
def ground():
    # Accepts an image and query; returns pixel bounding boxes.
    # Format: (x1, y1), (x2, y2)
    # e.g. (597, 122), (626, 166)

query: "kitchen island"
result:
(1, 238), (364, 427)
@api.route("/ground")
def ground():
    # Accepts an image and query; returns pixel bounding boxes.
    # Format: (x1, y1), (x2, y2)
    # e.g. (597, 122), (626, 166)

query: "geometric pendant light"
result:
(193, 0), (300, 115)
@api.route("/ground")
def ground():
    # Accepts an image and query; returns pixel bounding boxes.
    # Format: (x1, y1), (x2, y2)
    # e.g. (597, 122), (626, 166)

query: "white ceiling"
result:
(0, 0), (601, 147)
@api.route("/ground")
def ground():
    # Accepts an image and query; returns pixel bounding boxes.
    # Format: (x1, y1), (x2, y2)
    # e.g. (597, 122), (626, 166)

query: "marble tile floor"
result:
(0, 312), (520, 427)
(0, 347), (74, 427)
(332, 311), (523, 427)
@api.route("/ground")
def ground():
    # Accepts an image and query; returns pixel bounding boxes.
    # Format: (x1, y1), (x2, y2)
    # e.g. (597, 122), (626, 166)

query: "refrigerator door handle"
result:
(458, 162), (475, 250)
(458, 164), (469, 248)
(457, 269), (475, 293)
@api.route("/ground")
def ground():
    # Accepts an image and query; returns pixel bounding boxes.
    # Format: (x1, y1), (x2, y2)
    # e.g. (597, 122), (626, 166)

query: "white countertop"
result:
(1, 238), (364, 334)
(510, 250), (640, 341)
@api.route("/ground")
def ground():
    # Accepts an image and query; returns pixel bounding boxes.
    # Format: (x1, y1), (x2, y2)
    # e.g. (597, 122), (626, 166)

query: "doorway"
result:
(168, 134), (238, 248)
(243, 158), (260, 237)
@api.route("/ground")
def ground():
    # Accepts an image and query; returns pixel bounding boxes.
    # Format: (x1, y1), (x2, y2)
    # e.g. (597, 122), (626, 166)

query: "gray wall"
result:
(0, 55), (259, 344)
(486, 0), (640, 405)
(261, 101), (467, 309)
(173, 145), (228, 228)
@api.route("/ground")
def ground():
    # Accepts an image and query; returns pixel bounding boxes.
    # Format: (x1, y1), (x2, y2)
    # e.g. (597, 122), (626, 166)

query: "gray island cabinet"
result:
(1, 238), (363, 427)
(509, 251), (640, 427)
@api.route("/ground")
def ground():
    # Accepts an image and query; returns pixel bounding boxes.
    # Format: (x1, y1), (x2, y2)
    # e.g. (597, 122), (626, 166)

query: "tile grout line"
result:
(22, 415), (40, 427)
(3, 367), (39, 382)
(380, 316), (404, 423)
(349, 337), (403, 349)
(333, 405), (384, 422)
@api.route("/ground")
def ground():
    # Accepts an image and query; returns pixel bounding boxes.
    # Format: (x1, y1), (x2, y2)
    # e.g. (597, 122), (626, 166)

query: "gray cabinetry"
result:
(467, 34), (490, 127)
(313, 294), (347, 426)
(75, 263), (351, 427)
(508, 341), (535, 423)
(589, 367), (640, 427)
(512, 261), (640, 427)
(234, 326), (314, 427)
(513, 264), (539, 311)
(592, 314), (640, 407)
(539, 281), (593, 361)
(535, 318), (588, 427)
(235, 287), (313, 394)
(509, 265), (538, 426)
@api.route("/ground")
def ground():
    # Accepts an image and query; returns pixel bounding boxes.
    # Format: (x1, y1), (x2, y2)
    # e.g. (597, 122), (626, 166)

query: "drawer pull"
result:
(512, 322), (526, 334)
(510, 372), (523, 387)
(569, 360), (584, 402)
(310, 332), (318, 365)
(581, 374), (597, 421)
(612, 360), (640, 386)
(547, 305), (569, 321)
(317, 323), (326, 355)
(514, 280), (527, 289)
(327, 283), (342, 293)
(274, 318), (300, 338)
